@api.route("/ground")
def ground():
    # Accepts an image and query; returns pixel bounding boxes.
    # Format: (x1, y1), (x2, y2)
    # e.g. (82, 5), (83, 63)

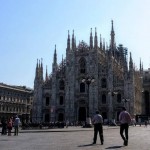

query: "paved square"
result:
(0, 126), (150, 150)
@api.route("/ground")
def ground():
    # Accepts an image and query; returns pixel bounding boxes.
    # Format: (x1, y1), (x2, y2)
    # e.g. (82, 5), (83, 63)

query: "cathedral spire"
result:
(52, 45), (58, 73)
(41, 58), (43, 69)
(90, 28), (93, 49)
(45, 65), (48, 81)
(129, 52), (133, 70)
(67, 30), (70, 50)
(103, 38), (105, 51)
(40, 58), (43, 81)
(35, 59), (39, 78)
(140, 58), (142, 72)
(94, 27), (98, 48)
(39, 59), (40, 68)
(100, 34), (102, 50)
(72, 30), (75, 50)
(53, 45), (57, 65)
(110, 20), (115, 50)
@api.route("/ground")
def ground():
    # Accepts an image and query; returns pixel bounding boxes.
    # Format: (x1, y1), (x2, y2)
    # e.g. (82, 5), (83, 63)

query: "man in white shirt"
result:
(119, 107), (131, 146)
(14, 115), (21, 136)
(92, 110), (104, 145)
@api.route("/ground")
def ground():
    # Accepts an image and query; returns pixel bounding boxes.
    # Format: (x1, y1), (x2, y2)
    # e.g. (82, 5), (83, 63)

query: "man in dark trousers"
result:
(119, 107), (131, 146)
(92, 110), (104, 145)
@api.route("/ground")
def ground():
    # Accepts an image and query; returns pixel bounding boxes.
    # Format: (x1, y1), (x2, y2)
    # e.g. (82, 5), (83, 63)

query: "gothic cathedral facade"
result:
(32, 21), (143, 123)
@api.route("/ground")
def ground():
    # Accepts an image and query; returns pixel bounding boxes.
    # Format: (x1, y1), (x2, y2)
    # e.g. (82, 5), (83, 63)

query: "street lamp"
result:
(82, 76), (95, 127)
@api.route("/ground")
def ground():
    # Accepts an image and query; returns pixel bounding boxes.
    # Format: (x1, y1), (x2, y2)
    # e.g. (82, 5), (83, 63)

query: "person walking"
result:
(92, 110), (104, 145)
(119, 107), (131, 146)
(14, 115), (21, 136)
(144, 120), (148, 127)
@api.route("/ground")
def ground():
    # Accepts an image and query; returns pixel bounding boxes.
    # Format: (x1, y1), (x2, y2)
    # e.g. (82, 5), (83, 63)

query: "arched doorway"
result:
(102, 112), (107, 120)
(78, 107), (86, 121)
(45, 114), (50, 122)
(58, 113), (64, 122)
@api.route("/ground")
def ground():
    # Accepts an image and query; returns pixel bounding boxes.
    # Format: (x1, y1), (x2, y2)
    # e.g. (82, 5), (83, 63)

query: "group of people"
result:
(1, 115), (21, 136)
(92, 106), (131, 146)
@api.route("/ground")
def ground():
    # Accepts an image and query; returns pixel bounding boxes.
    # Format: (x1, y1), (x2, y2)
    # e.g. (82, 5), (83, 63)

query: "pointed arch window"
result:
(102, 94), (106, 104)
(60, 96), (64, 105)
(79, 58), (86, 74)
(101, 78), (107, 88)
(117, 94), (121, 103)
(80, 83), (85, 93)
(46, 97), (49, 106)
(59, 80), (65, 90)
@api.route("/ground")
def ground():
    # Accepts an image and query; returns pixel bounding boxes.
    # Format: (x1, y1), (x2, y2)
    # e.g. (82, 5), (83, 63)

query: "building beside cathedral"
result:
(0, 83), (33, 123)
(141, 68), (150, 121)
(32, 21), (144, 123)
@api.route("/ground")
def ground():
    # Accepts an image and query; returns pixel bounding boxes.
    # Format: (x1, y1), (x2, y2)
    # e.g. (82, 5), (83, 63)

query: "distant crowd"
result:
(1, 115), (21, 136)
(21, 121), (86, 129)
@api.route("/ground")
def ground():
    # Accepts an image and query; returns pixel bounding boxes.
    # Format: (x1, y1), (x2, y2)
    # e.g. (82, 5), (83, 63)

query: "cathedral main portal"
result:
(78, 107), (86, 121)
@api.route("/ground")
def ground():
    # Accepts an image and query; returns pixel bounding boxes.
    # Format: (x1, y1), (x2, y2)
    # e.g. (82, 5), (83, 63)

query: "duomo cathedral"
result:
(32, 21), (144, 123)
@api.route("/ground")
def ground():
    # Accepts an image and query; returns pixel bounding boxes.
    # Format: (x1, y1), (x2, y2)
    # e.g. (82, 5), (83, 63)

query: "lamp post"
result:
(82, 76), (95, 127)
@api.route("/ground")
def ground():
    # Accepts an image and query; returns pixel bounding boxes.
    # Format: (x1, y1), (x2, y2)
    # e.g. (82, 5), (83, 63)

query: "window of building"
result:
(117, 94), (121, 103)
(59, 80), (65, 90)
(80, 83), (85, 93)
(79, 58), (86, 74)
(46, 97), (49, 106)
(101, 78), (107, 88)
(60, 96), (64, 105)
(102, 94), (106, 104)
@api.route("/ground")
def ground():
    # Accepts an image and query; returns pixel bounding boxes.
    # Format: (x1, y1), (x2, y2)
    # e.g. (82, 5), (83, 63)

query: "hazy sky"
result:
(0, 0), (150, 88)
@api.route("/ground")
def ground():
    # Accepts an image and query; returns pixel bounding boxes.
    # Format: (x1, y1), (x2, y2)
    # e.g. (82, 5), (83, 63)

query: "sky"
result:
(0, 0), (150, 88)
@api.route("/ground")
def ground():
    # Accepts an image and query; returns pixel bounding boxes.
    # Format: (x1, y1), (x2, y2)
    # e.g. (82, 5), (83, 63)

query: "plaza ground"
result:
(0, 125), (150, 150)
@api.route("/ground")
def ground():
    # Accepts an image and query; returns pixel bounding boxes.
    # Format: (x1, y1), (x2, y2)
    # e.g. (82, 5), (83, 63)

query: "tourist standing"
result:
(14, 115), (21, 136)
(7, 117), (13, 136)
(92, 110), (104, 145)
(1, 117), (7, 135)
(119, 107), (131, 146)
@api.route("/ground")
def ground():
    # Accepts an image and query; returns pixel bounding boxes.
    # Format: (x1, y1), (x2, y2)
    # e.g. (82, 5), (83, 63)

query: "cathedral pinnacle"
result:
(67, 30), (70, 50)
(100, 34), (102, 50)
(45, 65), (48, 81)
(72, 30), (75, 49)
(90, 28), (93, 48)
(110, 20), (115, 50)
(94, 27), (98, 48)
(53, 45), (57, 65)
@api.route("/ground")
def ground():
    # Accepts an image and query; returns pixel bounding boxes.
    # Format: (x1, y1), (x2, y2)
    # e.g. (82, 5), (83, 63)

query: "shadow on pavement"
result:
(105, 145), (123, 149)
(78, 143), (96, 147)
